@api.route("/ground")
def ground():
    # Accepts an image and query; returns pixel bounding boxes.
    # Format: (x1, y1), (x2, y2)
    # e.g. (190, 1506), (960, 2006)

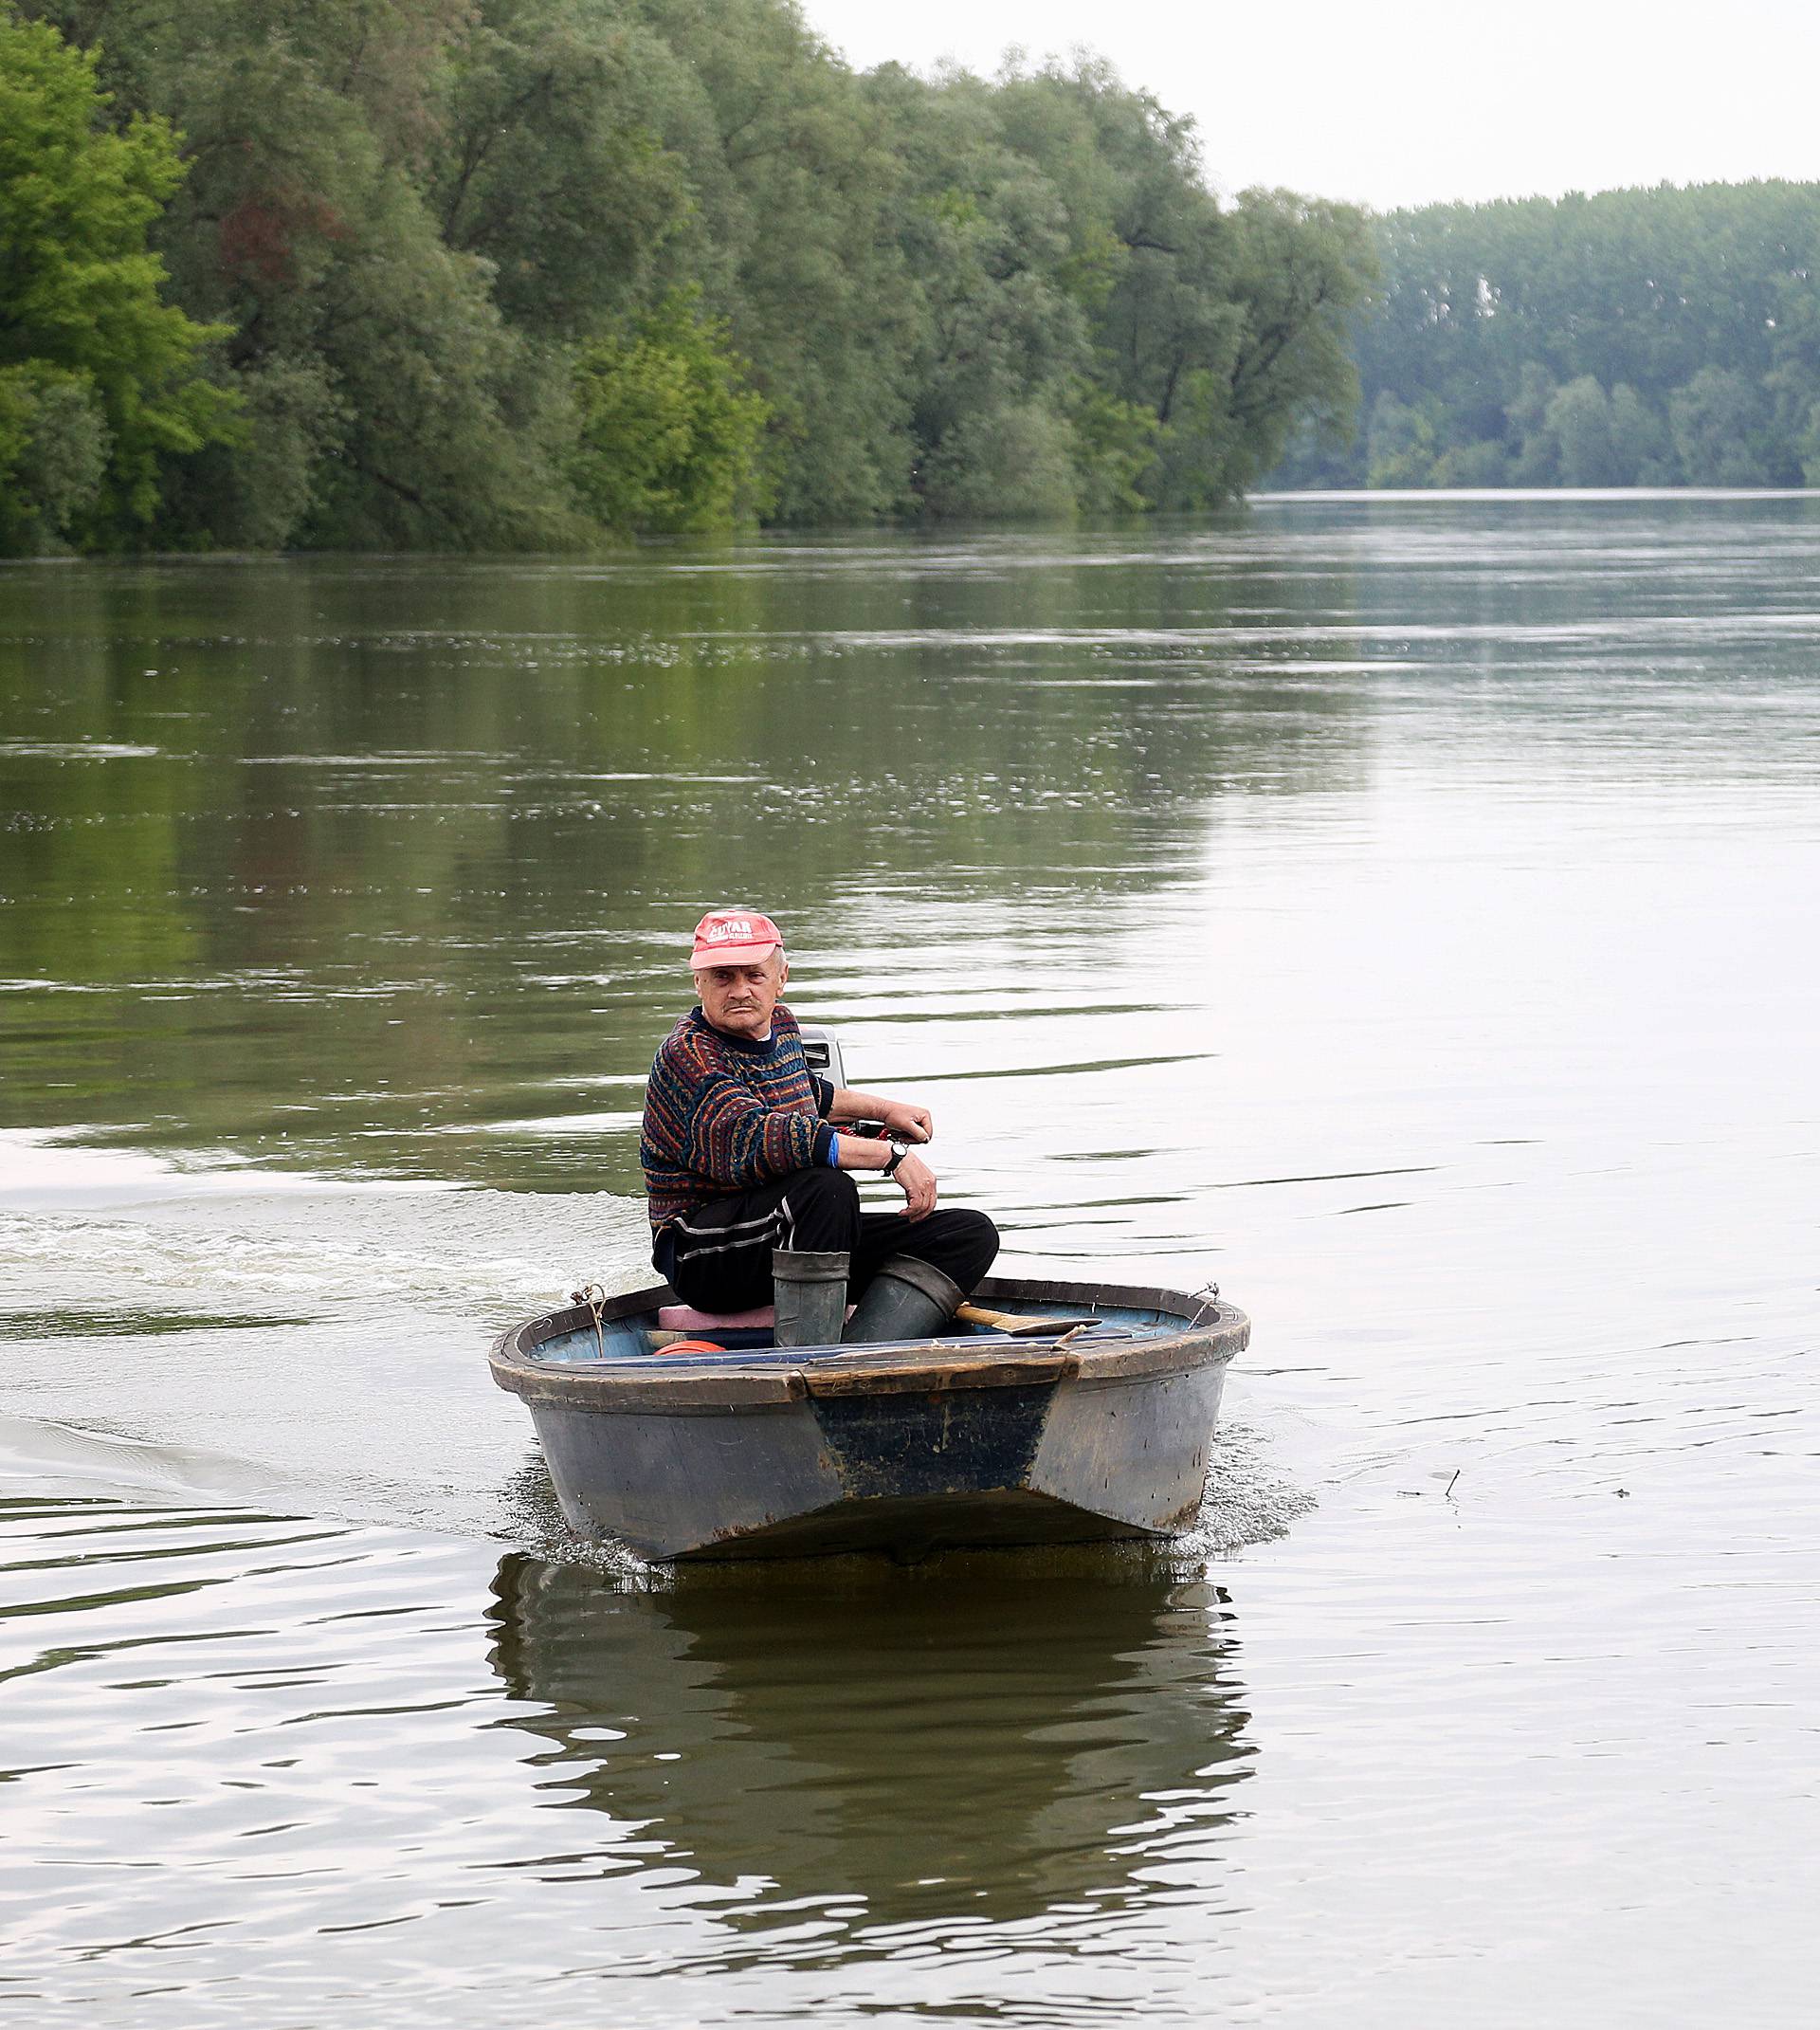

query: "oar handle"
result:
(956, 1302), (1100, 1337)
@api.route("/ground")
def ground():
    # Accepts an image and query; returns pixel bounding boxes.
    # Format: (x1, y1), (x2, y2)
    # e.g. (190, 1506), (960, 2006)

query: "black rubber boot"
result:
(772, 1249), (849, 1348)
(843, 1254), (966, 1344)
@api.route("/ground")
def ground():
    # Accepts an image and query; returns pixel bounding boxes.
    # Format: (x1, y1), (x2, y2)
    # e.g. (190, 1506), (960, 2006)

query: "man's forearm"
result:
(828, 1087), (895, 1125)
(828, 1088), (935, 1152)
(832, 1129), (898, 1172)
(828, 1088), (932, 1166)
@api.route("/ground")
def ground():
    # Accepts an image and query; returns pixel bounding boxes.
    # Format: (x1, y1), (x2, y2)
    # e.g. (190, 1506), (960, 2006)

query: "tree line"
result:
(0, 0), (1373, 554)
(1274, 179), (1820, 489)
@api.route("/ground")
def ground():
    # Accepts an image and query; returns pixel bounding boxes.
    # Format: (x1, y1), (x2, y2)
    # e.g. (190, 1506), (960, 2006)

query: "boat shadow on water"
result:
(484, 1546), (1256, 1951)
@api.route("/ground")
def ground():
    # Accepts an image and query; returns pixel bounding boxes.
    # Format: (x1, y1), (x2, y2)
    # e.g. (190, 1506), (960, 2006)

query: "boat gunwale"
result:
(488, 1274), (1249, 1414)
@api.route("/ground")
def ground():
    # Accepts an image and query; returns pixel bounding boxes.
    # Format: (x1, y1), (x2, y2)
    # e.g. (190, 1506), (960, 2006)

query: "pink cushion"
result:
(657, 1302), (855, 1331)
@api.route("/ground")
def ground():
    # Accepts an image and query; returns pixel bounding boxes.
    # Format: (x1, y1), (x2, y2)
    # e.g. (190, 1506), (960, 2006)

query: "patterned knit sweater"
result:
(641, 1004), (836, 1234)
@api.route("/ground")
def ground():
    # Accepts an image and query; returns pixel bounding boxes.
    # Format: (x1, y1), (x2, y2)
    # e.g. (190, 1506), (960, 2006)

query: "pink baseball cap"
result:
(689, 908), (784, 969)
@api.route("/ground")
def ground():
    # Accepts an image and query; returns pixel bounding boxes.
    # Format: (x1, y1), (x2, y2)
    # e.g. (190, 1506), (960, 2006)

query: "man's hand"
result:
(893, 1150), (937, 1219)
(879, 1099), (934, 1144)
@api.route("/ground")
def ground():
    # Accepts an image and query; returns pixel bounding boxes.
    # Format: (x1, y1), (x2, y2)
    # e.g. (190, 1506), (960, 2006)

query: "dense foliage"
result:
(0, 13), (237, 550)
(1274, 180), (1820, 489)
(1, 0), (1372, 552)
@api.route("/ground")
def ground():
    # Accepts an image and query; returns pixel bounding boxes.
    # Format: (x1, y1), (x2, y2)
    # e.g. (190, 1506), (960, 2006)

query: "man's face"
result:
(695, 952), (786, 1040)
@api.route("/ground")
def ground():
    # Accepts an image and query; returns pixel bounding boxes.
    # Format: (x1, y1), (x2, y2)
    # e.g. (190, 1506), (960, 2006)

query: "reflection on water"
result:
(486, 1550), (1252, 1949)
(0, 527), (1374, 1189)
(1, 1494), (1252, 2019)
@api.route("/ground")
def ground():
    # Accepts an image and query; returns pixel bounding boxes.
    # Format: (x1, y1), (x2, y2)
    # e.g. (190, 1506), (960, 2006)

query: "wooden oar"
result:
(956, 1301), (1099, 1338)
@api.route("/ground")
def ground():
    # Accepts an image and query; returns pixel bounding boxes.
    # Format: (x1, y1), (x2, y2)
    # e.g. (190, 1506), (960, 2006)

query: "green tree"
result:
(984, 63), (1372, 510)
(642, 0), (919, 523)
(920, 399), (1078, 519)
(1668, 366), (1774, 484)
(30, 0), (573, 549)
(1609, 382), (1670, 483)
(1429, 437), (1507, 486)
(868, 66), (1095, 517)
(0, 361), (107, 550)
(1505, 361), (1558, 484)
(1545, 375), (1618, 485)
(1212, 189), (1374, 490)
(1067, 383), (1159, 512)
(0, 9), (235, 549)
(431, 0), (696, 338)
(568, 287), (771, 532)
(1365, 391), (1436, 486)
(1796, 399), (1820, 485)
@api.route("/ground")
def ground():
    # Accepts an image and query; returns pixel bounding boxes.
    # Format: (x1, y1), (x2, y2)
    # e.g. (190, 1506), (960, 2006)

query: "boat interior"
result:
(525, 1296), (1188, 1368)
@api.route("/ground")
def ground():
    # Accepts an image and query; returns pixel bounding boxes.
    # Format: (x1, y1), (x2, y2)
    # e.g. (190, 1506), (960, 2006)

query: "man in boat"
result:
(641, 908), (999, 1346)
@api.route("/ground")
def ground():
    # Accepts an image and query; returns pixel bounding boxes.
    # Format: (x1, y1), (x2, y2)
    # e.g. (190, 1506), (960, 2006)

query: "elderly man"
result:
(641, 908), (999, 1345)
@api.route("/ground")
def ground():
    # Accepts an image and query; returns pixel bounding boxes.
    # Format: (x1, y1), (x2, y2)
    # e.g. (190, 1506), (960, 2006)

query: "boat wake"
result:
(0, 1133), (652, 1541)
(1176, 1416), (1318, 1553)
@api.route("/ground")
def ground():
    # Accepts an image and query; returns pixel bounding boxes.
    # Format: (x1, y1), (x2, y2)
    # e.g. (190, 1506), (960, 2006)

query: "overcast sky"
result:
(799, 0), (1820, 212)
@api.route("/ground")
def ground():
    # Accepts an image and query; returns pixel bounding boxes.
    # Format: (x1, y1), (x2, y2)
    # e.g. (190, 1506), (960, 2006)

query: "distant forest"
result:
(0, 0), (1374, 554)
(1273, 180), (1820, 489)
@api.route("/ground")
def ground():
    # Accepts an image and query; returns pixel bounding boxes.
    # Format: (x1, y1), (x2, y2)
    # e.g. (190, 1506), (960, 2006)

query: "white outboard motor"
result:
(796, 1024), (847, 1093)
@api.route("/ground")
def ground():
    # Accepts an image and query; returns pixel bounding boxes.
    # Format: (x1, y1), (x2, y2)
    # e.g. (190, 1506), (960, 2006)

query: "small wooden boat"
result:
(490, 1275), (1248, 1563)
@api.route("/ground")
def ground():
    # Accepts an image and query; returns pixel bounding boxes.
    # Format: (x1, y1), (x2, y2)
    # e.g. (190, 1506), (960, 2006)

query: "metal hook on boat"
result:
(1187, 1281), (1221, 1327)
(570, 1282), (608, 1360)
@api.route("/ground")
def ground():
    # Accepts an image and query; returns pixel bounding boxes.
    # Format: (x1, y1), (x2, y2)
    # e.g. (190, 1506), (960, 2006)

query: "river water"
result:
(2, 495), (1816, 2025)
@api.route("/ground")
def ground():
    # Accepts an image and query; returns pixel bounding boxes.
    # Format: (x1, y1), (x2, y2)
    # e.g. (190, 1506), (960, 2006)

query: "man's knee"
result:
(951, 1209), (999, 1289)
(785, 1165), (859, 1212)
(897, 1206), (998, 1293)
(778, 1165), (861, 1249)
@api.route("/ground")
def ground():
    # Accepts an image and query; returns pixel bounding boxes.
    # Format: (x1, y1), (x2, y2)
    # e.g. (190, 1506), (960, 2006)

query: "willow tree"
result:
(568, 287), (772, 532)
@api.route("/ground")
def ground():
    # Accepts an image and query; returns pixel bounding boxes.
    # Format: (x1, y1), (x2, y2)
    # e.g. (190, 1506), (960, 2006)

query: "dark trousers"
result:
(661, 1167), (999, 1314)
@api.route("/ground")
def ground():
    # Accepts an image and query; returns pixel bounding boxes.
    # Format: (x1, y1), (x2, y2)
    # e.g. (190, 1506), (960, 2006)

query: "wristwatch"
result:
(883, 1140), (909, 1178)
